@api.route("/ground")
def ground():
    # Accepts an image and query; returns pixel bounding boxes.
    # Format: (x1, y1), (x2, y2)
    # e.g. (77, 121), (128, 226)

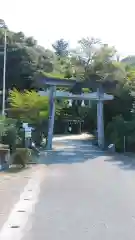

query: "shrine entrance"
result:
(63, 119), (84, 134)
(38, 75), (115, 150)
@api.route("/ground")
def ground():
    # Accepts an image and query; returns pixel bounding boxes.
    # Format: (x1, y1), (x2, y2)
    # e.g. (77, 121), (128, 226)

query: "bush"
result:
(2, 126), (17, 154)
(12, 148), (31, 167)
(105, 115), (135, 152)
(105, 116), (126, 152)
(0, 148), (10, 167)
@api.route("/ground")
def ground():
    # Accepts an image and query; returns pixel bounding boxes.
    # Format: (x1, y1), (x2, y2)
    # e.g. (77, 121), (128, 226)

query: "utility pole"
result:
(0, 20), (7, 116)
(2, 28), (7, 116)
(97, 87), (104, 149)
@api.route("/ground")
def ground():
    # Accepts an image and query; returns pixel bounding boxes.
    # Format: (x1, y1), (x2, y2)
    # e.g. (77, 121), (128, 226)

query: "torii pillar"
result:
(97, 88), (104, 149)
(46, 86), (56, 150)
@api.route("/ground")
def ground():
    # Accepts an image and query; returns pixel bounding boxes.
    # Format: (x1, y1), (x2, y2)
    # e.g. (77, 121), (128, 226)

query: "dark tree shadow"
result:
(104, 153), (135, 171)
(39, 141), (106, 165)
(39, 138), (135, 171)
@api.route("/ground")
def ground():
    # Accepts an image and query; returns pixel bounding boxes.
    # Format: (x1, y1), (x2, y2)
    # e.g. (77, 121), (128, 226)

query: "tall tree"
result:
(0, 29), (54, 90)
(0, 19), (7, 28)
(70, 37), (100, 78)
(8, 89), (49, 124)
(52, 39), (69, 57)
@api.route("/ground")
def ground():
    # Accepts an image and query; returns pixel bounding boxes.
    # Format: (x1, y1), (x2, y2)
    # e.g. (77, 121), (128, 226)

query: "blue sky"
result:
(0, 0), (134, 57)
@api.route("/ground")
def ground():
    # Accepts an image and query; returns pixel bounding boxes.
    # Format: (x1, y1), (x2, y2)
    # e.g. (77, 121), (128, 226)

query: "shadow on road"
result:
(38, 133), (135, 170)
(105, 154), (135, 171)
(39, 140), (106, 165)
(40, 144), (135, 170)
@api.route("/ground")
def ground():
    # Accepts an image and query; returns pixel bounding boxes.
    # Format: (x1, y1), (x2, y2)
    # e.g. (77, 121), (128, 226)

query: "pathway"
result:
(1, 134), (135, 239)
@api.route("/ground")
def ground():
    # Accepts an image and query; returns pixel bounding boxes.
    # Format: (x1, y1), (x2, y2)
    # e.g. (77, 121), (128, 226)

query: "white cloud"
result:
(0, 0), (135, 56)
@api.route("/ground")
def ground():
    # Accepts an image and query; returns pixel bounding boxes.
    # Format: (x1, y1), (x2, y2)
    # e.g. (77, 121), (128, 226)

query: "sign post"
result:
(22, 123), (32, 148)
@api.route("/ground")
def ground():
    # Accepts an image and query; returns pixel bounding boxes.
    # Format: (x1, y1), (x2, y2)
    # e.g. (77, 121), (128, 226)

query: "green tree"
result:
(70, 37), (100, 79)
(52, 39), (69, 57)
(0, 25), (54, 91)
(8, 89), (49, 124)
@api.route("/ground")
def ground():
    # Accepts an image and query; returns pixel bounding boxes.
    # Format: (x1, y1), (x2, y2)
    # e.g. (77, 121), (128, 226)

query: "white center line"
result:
(0, 167), (46, 240)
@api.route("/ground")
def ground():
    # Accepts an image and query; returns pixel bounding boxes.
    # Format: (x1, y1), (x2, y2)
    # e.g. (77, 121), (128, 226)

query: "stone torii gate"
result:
(38, 76), (114, 150)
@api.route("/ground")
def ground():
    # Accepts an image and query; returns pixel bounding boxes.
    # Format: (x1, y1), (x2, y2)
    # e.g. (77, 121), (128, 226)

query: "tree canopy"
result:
(0, 19), (135, 151)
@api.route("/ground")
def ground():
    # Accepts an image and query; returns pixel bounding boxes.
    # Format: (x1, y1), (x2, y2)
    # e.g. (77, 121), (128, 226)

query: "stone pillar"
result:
(79, 121), (81, 134)
(46, 86), (56, 150)
(97, 88), (104, 149)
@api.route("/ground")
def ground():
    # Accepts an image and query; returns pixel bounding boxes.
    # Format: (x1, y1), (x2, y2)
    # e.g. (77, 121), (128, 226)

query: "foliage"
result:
(0, 116), (16, 141)
(0, 117), (17, 153)
(52, 39), (69, 57)
(0, 116), (7, 138)
(121, 56), (135, 66)
(91, 45), (125, 82)
(105, 116), (126, 151)
(0, 148), (10, 167)
(8, 89), (49, 124)
(12, 148), (31, 167)
(8, 88), (66, 122)
(1, 19), (135, 152)
(0, 27), (54, 92)
(105, 115), (135, 152)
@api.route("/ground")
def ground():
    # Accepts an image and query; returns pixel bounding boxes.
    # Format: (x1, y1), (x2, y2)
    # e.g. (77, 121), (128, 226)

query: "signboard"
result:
(25, 131), (32, 138)
(22, 123), (28, 129)
(24, 126), (32, 138)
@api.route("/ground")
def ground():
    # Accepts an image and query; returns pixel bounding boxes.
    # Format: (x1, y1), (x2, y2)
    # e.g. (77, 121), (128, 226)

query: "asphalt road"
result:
(4, 135), (135, 239)
(0, 165), (39, 230)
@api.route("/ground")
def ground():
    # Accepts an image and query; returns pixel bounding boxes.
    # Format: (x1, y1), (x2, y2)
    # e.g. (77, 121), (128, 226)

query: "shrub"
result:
(0, 148), (10, 166)
(2, 124), (17, 154)
(12, 148), (31, 167)
(105, 116), (127, 152)
(105, 116), (135, 152)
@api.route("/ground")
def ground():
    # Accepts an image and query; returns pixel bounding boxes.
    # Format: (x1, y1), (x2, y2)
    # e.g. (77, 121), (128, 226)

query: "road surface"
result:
(1, 134), (135, 240)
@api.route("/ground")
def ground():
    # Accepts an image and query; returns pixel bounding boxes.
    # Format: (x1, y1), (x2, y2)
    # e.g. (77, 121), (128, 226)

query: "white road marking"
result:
(59, 152), (76, 156)
(53, 133), (92, 141)
(0, 167), (46, 240)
